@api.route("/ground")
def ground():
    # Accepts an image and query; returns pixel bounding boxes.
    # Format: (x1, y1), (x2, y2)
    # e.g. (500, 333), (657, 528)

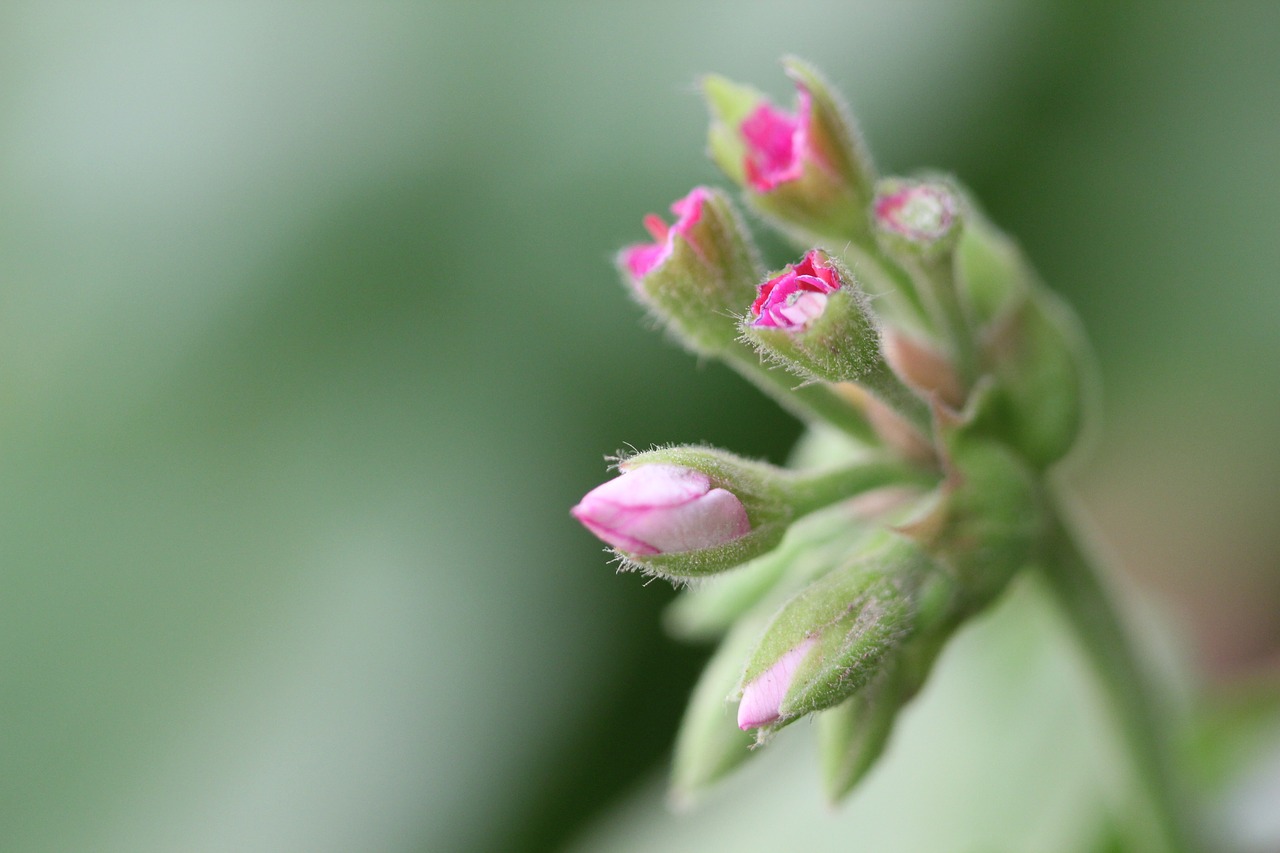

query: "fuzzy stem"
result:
(916, 254), (979, 389)
(782, 456), (938, 518)
(857, 359), (933, 438)
(722, 348), (879, 445)
(1038, 491), (1198, 853)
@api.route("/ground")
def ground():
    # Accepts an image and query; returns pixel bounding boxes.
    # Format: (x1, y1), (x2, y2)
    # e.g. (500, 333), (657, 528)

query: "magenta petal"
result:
(623, 242), (670, 279)
(750, 251), (842, 331)
(740, 87), (813, 192)
(737, 638), (818, 729)
(623, 188), (710, 280)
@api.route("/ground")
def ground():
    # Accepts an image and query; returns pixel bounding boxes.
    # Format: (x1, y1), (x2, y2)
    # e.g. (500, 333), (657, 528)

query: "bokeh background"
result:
(2, 2), (1278, 851)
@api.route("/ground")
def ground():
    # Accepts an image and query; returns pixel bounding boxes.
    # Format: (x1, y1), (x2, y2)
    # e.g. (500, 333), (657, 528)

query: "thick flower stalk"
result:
(573, 59), (1198, 852)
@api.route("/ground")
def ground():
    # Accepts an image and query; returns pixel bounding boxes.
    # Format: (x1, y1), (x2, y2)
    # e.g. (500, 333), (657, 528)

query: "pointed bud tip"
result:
(573, 463), (751, 557)
(737, 637), (816, 729)
(619, 186), (712, 280)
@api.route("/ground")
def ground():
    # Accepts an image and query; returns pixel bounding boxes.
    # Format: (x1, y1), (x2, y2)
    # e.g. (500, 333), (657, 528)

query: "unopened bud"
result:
(574, 446), (796, 581)
(704, 58), (875, 247)
(735, 535), (948, 735)
(572, 464), (751, 557)
(874, 179), (961, 255)
(617, 186), (761, 355)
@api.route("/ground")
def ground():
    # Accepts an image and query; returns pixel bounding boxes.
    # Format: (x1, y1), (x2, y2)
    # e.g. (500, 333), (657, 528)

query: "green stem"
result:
(722, 348), (878, 446)
(859, 360), (933, 438)
(1038, 491), (1198, 853)
(783, 456), (938, 518)
(917, 254), (979, 389)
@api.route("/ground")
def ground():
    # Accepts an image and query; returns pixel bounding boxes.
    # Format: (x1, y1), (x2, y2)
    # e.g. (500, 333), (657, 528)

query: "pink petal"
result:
(737, 637), (818, 729)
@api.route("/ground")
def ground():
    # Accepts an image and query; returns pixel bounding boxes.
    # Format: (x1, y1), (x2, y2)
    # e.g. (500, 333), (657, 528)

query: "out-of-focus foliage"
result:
(0, 2), (1276, 852)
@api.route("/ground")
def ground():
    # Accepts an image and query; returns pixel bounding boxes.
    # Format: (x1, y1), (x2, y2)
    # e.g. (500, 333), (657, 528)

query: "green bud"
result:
(955, 208), (1030, 326)
(873, 178), (963, 259)
(983, 289), (1089, 469)
(736, 534), (954, 735)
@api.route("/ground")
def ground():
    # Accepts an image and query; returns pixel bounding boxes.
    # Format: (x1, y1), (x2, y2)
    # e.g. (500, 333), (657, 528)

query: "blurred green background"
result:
(1, 2), (1278, 851)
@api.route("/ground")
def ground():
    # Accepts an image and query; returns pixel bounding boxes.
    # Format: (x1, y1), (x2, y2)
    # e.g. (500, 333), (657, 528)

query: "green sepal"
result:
(621, 188), (762, 356)
(954, 208), (1029, 326)
(702, 74), (756, 188)
(817, 575), (961, 802)
(982, 288), (1088, 469)
(669, 616), (766, 806)
(816, 662), (904, 802)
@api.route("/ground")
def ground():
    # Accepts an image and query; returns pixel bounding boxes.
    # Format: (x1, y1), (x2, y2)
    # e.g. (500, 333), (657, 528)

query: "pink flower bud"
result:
(749, 249), (843, 331)
(572, 463), (751, 556)
(621, 187), (710, 279)
(740, 85), (818, 193)
(874, 183), (958, 244)
(737, 637), (817, 730)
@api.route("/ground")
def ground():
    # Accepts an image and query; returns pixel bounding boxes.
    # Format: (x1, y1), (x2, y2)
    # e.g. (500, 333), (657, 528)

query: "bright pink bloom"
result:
(740, 86), (814, 192)
(737, 637), (817, 729)
(874, 184), (957, 242)
(621, 188), (710, 279)
(749, 250), (842, 331)
(571, 464), (751, 556)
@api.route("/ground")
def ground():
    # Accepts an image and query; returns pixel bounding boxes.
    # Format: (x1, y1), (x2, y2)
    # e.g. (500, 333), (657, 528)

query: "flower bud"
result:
(744, 250), (934, 436)
(577, 446), (926, 581)
(617, 186), (761, 355)
(735, 535), (950, 735)
(982, 290), (1088, 469)
(873, 179), (962, 257)
(742, 249), (880, 383)
(575, 446), (794, 581)
(704, 58), (875, 247)
(873, 178), (981, 388)
(571, 464), (751, 557)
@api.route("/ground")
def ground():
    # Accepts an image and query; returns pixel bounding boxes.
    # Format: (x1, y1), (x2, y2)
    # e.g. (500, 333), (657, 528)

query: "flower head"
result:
(740, 86), (815, 193)
(749, 249), (843, 331)
(572, 463), (751, 556)
(621, 187), (710, 279)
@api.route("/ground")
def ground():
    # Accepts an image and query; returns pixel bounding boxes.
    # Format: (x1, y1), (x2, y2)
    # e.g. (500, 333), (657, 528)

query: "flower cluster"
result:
(573, 59), (1087, 806)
